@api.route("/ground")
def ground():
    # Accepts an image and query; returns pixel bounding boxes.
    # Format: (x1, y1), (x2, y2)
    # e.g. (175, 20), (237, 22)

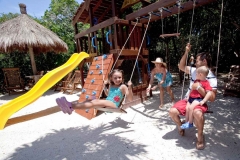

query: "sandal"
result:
(196, 135), (205, 150)
(180, 122), (194, 129)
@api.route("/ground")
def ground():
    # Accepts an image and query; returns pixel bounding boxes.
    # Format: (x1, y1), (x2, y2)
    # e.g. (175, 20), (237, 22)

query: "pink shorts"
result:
(172, 99), (208, 116)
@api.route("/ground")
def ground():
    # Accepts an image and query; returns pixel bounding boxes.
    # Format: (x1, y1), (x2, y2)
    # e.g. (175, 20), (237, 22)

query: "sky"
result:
(0, 0), (83, 18)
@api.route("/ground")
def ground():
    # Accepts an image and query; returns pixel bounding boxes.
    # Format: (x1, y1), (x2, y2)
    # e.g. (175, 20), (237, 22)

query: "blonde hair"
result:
(196, 66), (209, 76)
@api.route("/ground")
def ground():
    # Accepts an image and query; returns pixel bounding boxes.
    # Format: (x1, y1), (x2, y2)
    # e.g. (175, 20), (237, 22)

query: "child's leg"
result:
(56, 97), (117, 114)
(185, 102), (191, 122)
(166, 86), (175, 103)
(180, 100), (196, 129)
(72, 99), (117, 109)
(188, 100), (200, 124)
(159, 86), (164, 108)
(151, 85), (158, 90)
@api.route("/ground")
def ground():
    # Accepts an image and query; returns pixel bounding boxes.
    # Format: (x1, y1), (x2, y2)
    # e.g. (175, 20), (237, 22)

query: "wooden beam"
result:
(72, 3), (85, 25)
(112, 0), (117, 17)
(140, 0), (217, 24)
(98, 3), (112, 23)
(121, 0), (151, 11)
(115, 19), (147, 27)
(110, 49), (138, 55)
(84, 0), (91, 11)
(75, 17), (118, 39)
(84, 0), (103, 24)
(160, 33), (180, 38)
(126, 0), (176, 21)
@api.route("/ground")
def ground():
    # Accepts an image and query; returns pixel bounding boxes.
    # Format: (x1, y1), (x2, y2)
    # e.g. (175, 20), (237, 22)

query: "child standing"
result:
(146, 57), (175, 108)
(56, 69), (133, 114)
(181, 66), (212, 129)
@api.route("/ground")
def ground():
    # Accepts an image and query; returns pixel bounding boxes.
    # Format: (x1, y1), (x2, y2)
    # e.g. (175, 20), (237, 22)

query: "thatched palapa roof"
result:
(0, 3), (68, 53)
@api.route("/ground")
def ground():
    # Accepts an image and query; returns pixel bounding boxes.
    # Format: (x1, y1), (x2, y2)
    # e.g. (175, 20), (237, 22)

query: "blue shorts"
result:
(188, 97), (203, 103)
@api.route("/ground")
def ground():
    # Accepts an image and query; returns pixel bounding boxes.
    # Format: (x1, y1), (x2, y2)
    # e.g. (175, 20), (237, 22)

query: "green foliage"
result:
(0, 13), (19, 23)
(40, 0), (80, 54)
(147, 0), (240, 72)
(0, 0), (85, 93)
(1, 0), (240, 93)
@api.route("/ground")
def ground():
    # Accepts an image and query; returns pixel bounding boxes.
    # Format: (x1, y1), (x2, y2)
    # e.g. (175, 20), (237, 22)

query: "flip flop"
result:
(196, 135), (205, 150)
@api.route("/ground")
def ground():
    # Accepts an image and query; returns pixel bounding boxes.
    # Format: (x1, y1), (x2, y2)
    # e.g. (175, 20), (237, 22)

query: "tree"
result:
(41, 0), (82, 54)
(0, 13), (19, 23)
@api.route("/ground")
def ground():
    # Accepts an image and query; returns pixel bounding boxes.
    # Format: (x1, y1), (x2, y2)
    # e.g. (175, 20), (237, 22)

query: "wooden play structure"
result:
(72, 0), (217, 119)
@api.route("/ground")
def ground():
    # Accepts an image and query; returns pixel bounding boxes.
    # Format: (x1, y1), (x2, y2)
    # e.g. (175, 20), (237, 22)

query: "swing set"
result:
(72, 0), (221, 119)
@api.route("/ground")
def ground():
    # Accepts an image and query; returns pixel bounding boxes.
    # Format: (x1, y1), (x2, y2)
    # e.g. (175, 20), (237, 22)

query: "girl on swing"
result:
(56, 69), (133, 115)
(146, 57), (175, 108)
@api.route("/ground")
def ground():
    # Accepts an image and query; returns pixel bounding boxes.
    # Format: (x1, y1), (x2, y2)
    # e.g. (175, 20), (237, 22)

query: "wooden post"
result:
(112, 0), (119, 49)
(101, 28), (106, 53)
(108, 26), (113, 50)
(74, 23), (80, 52)
(28, 46), (37, 75)
(129, 24), (134, 50)
(118, 24), (123, 48)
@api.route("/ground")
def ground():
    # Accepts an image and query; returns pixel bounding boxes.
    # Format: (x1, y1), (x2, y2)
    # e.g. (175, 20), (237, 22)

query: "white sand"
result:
(0, 77), (240, 160)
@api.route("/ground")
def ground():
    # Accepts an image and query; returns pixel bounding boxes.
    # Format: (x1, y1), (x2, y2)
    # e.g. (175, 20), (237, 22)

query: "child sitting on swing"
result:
(56, 69), (133, 114)
(181, 66), (212, 129)
(146, 57), (175, 108)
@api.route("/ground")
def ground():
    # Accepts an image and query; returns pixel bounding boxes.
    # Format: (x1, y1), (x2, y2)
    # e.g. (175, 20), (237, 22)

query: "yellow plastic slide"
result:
(0, 52), (89, 130)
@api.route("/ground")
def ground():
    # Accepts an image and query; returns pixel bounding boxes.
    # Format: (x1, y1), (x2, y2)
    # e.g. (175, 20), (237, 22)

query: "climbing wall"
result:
(75, 54), (114, 119)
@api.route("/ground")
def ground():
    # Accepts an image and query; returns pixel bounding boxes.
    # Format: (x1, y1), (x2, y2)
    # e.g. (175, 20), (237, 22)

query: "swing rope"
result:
(215, 0), (224, 77)
(188, 0), (196, 44)
(99, 18), (140, 112)
(120, 13), (152, 107)
(98, 15), (151, 113)
(180, 0), (196, 100)
(111, 18), (139, 71)
(180, 0), (223, 100)
(177, 0), (181, 33)
(129, 13), (151, 82)
(159, 8), (164, 35)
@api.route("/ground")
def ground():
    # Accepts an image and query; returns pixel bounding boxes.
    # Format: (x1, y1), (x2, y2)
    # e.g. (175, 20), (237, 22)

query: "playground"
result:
(0, 74), (239, 160)
(0, 0), (240, 159)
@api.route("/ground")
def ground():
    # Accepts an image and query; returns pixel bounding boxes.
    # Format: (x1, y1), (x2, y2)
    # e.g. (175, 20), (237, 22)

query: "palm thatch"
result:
(0, 3), (68, 74)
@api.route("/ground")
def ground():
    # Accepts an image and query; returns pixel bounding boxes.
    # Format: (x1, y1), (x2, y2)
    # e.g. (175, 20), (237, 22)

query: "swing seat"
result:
(205, 110), (213, 113)
(160, 33), (180, 38)
(96, 107), (127, 113)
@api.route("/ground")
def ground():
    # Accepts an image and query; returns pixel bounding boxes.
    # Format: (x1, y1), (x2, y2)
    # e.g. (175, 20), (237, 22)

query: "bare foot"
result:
(159, 104), (164, 109)
(196, 135), (205, 150)
(151, 86), (158, 90)
(178, 121), (185, 136)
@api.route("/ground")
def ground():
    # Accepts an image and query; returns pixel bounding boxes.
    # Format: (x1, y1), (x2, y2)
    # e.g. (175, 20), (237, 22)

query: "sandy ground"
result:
(0, 75), (240, 160)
